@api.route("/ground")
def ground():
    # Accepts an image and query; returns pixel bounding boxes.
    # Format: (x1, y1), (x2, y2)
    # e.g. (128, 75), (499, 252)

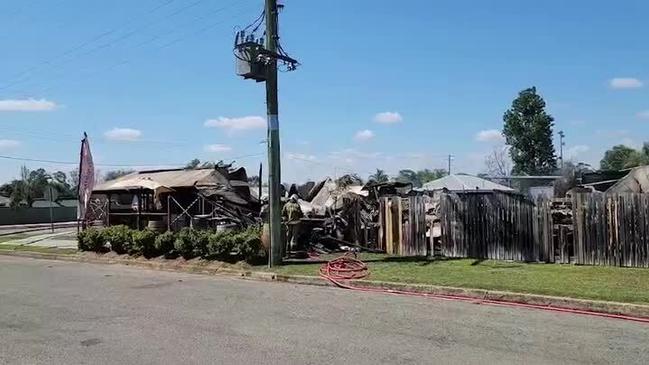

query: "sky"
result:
(1, 0), (648, 184)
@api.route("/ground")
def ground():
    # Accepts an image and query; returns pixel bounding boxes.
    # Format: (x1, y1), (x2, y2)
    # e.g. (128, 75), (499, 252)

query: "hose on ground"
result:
(318, 253), (649, 324)
(319, 252), (368, 284)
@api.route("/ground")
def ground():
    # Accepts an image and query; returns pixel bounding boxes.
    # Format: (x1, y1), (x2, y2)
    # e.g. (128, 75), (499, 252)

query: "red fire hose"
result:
(319, 252), (369, 282)
(319, 254), (649, 324)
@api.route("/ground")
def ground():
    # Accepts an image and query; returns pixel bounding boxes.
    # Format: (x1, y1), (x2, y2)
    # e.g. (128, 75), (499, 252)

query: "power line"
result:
(5, 1), (256, 97)
(0, 153), (265, 167)
(0, 0), (179, 92)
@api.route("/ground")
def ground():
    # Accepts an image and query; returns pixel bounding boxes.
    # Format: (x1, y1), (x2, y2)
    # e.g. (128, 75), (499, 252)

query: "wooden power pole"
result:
(265, 0), (282, 267)
(234, 1), (298, 267)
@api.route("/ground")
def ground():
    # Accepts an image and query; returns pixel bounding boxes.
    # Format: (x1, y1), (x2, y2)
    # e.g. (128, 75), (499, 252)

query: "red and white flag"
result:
(77, 133), (95, 221)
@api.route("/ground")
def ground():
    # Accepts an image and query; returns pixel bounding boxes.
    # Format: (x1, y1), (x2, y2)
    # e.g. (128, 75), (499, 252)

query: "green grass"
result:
(0, 233), (30, 243)
(269, 253), (649, 305)
(0, 244), (77, 255)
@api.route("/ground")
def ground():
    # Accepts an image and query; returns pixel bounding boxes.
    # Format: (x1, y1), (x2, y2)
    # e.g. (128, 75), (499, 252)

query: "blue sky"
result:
(1, 0), (648, 183)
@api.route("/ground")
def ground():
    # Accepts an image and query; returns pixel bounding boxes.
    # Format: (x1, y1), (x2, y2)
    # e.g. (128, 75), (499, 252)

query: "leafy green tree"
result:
(417, 169), (446, 184)
(185, 159), (201, 169)
(395, 169), (446, 187)
(336, 174), (363, 188)
(503, 87), (557, 175)
(368, 169), (389, 183)
(396, 169), (420, 187)
(600, 145), (643, 170)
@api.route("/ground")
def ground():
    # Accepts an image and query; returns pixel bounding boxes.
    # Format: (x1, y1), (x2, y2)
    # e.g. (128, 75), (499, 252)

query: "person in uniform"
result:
(282, 194), (304, 252)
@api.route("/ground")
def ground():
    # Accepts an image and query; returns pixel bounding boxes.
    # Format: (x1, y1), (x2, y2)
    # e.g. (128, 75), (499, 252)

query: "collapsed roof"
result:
(606, 166), (649, 194)
(93, 167), (256, 207)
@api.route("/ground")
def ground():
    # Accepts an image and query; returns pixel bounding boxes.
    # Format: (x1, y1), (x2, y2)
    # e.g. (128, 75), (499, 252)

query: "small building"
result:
(91, 166), (259, 231)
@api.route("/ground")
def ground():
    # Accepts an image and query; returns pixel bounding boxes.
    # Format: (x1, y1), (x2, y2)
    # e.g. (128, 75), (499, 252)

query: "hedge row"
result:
(77, 225), (265, 263)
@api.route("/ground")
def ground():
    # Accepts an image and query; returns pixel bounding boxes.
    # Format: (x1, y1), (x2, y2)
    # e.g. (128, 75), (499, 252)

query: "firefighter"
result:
(282, 194), (304, 252)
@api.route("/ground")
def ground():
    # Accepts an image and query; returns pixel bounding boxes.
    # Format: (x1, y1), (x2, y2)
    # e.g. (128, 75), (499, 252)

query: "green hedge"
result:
(77, 226), (264, 263)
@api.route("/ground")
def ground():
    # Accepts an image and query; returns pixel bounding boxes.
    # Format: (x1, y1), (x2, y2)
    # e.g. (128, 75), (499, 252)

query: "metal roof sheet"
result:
(421, 174), (513, 191)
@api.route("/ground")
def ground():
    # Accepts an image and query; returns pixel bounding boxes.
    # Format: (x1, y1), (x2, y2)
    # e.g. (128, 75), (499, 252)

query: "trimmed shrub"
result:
(77, 228), (105, 252)
(174, 228), (198, 259)
(154, 231), (176, 257)
(236, 227), (264, 263)
(131, 229), (158, 257)
(206, 231), (236, 260)
(102, 225), (132, 254)
(192, 230), (210, 258)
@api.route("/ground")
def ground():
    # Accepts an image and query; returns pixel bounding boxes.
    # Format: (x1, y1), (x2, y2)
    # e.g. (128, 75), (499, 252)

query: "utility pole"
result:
(265, 0), (282, 267)
(447, 154), (453, 175)
(235, 1), (298, 267)
(558, 130), (565, 169)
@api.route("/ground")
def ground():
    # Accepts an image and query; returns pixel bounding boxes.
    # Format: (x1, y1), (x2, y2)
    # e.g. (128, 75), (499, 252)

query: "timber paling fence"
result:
(378, 196), (428, 256)
(379, 192), (649, 268)
(439, 192), (553, 262)
(572, 193), (649, 268)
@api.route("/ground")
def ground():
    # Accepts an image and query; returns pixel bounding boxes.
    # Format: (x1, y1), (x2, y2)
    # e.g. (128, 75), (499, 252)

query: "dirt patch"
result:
(79, 251), (252, 272)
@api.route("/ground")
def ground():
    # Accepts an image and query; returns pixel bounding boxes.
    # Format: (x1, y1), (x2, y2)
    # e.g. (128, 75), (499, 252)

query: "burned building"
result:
(91, 166), (259, 231)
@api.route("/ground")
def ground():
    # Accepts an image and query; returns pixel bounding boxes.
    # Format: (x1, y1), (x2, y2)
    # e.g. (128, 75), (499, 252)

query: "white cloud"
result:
(287, 152), (317, 161)
(636, 110), (649, 120)
(204, 116), (265, 134)
(475, 129), (505, 142)
(0, 98), (57, 112)
(373, 111), (402, 124)
(354, 129), (375, 142)
(104, 128), (142, 142)
(0, 139), (21, 150)
(204, 144), (232, 152)
(565, 145), (589, 159)
(609, 77), (643, 89)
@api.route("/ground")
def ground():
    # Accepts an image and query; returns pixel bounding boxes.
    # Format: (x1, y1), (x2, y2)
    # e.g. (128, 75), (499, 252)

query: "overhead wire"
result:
(0, 0), (179, 92)
(5, 0), (257, 97)
(0, 152), (265, 168)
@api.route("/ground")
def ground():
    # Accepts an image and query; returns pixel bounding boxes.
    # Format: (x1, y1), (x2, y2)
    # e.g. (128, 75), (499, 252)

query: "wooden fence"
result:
(378, 196), (428, 256)
(438, 191), (553, 262)
(572, 193), (649, 267)
(377, 191), (649, 268)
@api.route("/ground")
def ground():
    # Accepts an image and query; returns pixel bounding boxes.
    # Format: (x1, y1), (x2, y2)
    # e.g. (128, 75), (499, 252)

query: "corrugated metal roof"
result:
(93, 168), (221, 192)
(421, 174), (513, 191)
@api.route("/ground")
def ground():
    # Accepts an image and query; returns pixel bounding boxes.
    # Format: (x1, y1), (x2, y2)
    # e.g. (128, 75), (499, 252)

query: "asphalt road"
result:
(1, 256), (648, 365)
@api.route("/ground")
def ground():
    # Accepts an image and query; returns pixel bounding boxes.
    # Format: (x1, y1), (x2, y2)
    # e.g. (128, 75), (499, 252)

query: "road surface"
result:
(1, 256), (648, 364)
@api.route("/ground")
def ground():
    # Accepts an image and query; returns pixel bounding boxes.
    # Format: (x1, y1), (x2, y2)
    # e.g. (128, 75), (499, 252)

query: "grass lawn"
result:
(0, 244), (77, 255)
(0, 233), (30, 243)
(270, 253), (649, 305)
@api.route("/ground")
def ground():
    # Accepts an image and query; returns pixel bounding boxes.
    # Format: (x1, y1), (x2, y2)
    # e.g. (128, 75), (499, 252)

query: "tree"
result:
(395, 169), (445, 188)
(68, 168), (80, 193)
(416, 169), (446, 185)
(503, 87), (557, 175)
(185, 159), (201, 169)
(599, 145), (646, 170)
(368, 169), (389, 183)
(336, 174), (363, 188)
(184, 159), (216, 169)
(396, 169), (420, 187)
(485, 146), (512, 178)
(104, 169), (134, 181)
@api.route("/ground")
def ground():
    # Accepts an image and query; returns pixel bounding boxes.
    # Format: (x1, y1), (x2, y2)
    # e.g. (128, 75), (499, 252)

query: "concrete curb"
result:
(2, 250), (649, 319)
